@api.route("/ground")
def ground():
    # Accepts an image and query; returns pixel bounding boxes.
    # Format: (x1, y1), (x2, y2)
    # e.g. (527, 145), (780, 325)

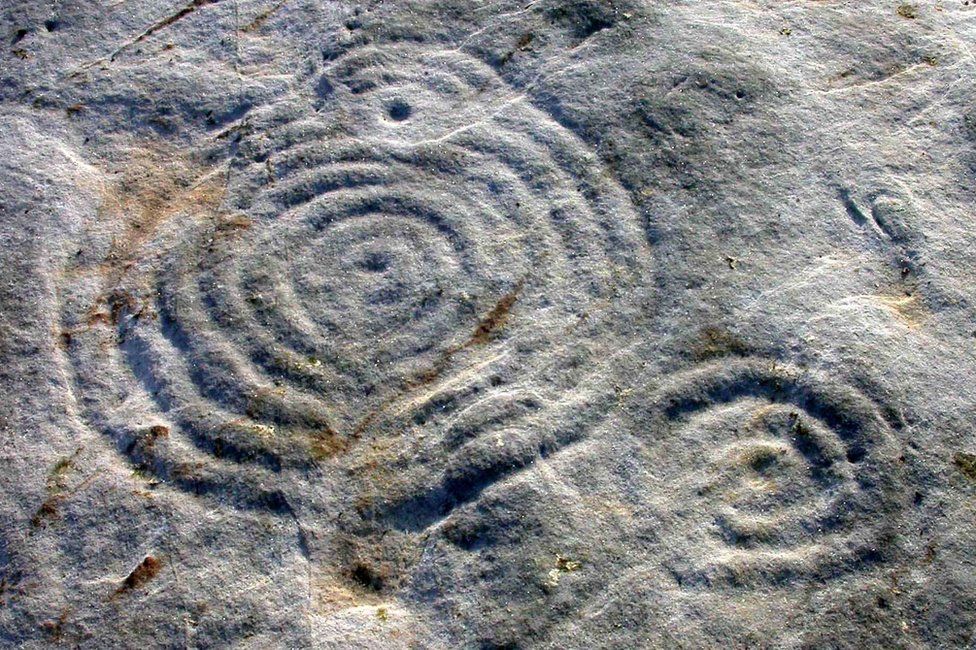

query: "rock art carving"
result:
(57, 42), (652, 510)
(55, 40), (903, 619)
(342, 354), (906, 647)
(380, 356), (906, 646)
(623, 357), (904, 586)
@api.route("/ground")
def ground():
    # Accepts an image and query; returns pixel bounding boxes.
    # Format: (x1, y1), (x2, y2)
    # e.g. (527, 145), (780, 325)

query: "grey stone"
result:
(1, 0), (974, 647)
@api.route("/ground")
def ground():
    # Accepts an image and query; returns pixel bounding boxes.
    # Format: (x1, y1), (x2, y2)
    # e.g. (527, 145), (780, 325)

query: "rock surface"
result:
(1, 0), (974, 647)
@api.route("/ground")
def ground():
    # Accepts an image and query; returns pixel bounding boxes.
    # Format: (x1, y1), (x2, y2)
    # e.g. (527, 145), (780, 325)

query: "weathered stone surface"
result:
(1, 1), (974, 647)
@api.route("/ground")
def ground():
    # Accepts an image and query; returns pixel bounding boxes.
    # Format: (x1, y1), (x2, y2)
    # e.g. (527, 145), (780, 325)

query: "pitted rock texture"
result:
(1, 1), (975, 648)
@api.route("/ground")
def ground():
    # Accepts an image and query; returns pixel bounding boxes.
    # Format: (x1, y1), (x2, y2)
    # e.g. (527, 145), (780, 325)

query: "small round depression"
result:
(387, 99), (412, 122)
(359, 251), (391, 273)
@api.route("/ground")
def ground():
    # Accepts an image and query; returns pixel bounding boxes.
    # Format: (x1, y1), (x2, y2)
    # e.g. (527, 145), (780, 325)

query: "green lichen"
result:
(897, 4), (918, 19)
(953, 451), (976, 482)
